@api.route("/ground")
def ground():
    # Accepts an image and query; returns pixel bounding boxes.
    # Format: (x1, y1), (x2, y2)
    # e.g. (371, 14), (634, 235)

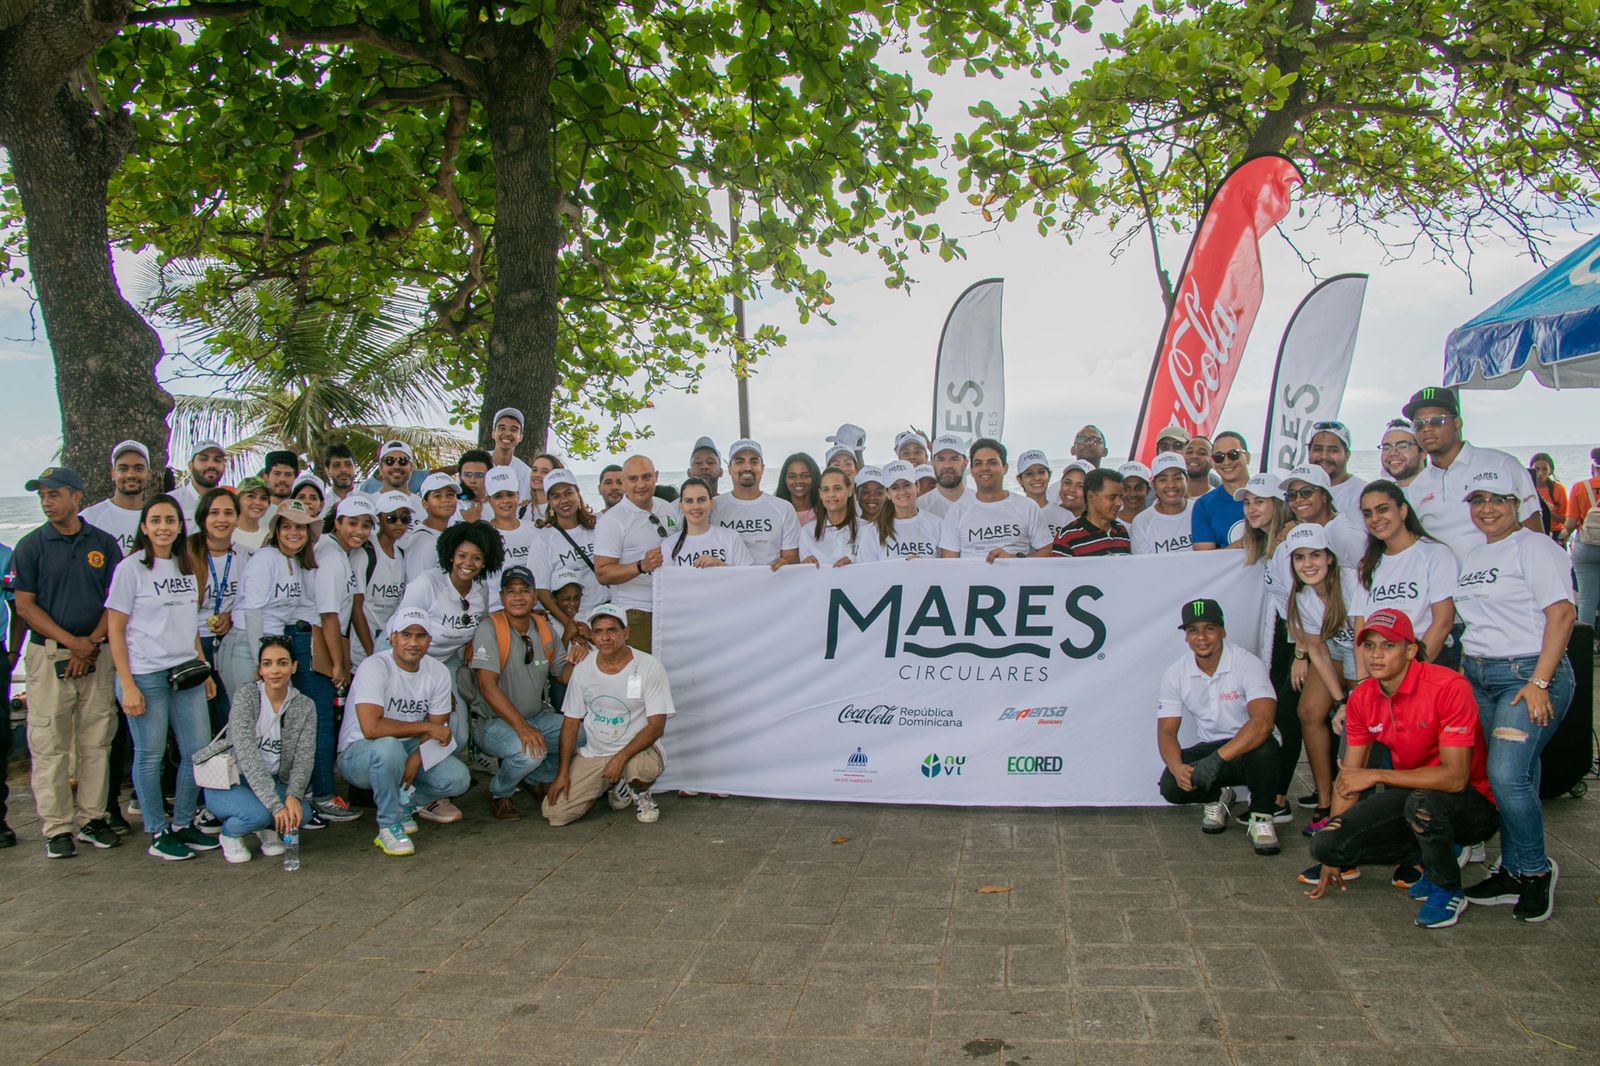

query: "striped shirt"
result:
(1050, 516), (1131, 558)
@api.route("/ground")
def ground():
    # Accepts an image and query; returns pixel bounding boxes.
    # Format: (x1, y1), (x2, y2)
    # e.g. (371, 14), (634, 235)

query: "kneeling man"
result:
(1157, 599), (1282, 855)
(1304, 609), (1498, 929)
(337, 607), (470, 856)
(543, 604), (674, 826)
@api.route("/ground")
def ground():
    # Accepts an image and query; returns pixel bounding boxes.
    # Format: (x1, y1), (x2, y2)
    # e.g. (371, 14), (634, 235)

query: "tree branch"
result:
(278, 20), (483, 95)
(125, 3), (259, 25)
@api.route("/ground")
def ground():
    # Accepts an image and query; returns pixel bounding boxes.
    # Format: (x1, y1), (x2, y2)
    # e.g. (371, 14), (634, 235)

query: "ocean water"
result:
(0, 442), (1590, 539)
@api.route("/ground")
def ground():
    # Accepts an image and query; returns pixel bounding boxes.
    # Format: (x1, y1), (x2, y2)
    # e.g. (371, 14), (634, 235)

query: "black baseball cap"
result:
(25, 466), (85, 493)
(262, 449), (301, 474)
(499, 565), (537, 590)
(1177, 598), (1225, 629)
(1401, 386), (1460, 420)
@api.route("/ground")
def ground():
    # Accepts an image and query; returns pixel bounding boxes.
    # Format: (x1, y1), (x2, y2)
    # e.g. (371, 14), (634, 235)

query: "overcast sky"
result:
(2, 17), (1595, 490)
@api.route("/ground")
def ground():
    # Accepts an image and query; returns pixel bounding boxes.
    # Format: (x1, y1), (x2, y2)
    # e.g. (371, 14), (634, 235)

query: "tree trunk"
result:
(478, 26), (562, 459)
(0, 2), (171, 502)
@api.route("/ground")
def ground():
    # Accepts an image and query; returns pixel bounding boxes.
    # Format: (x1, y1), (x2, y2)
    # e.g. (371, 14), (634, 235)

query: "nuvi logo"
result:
(920, 753), (965, 778)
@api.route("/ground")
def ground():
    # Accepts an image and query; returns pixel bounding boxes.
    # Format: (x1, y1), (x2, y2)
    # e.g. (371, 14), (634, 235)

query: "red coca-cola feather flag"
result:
(1128, 154), (1304, 465)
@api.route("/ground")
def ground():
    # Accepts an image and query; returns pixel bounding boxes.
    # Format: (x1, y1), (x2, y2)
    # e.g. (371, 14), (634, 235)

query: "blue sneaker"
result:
(1415, 885), (1468, 929)
(1407, 872), (1437, 902)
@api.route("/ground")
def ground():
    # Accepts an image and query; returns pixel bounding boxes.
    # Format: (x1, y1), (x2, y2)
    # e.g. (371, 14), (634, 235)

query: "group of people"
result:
(0, 391), (1584, 929)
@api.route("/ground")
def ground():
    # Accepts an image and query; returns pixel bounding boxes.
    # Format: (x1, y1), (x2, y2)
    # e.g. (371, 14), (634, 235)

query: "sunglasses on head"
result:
(1412, 415), (1452, 430)
(381, 455), (411, 466)
(1211, 449), (1246, 463)
(1284, 487), (1321, 501)
(1311, 420), (1348, 433)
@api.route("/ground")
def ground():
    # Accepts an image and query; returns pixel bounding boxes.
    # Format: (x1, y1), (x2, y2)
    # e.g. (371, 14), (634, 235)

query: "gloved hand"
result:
(1188, 751), (1228, 792)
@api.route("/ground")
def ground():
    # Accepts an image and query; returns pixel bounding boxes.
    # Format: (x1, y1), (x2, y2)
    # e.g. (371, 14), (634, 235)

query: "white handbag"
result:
(191, 727), (240, 790)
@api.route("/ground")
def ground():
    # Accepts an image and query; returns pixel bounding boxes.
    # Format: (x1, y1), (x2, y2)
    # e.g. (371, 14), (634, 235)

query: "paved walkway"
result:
(0, 761), (1596, 1065)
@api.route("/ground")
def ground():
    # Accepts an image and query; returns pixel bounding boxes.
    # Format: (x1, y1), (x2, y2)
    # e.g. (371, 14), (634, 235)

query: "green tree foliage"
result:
(98, 0), (1079, 457)
(956, 0), (1600, 275)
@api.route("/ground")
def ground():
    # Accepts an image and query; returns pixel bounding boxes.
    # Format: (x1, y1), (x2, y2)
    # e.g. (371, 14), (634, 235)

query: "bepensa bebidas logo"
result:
(920, 753), (965, 778)
(998, 705), (1066, 724)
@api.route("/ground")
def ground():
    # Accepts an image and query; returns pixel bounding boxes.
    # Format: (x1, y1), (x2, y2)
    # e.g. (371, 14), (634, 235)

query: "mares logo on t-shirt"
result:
(966, 523), (1022, 542)
(1458, 567), (1501, 589)
(153, 575), (198, 596)
(886, 540), (937, 558)
(720, 518), (775, 534)
(387, 696), (431, 720)
(1368, 579), (1420, 604)
(1152, 535), (1192, 553)
(273, 581), (303, 600)
(370, 581), (404, 600)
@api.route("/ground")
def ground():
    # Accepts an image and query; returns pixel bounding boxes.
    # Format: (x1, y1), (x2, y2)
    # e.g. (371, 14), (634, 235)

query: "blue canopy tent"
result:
(1445, 232), (1600, 390)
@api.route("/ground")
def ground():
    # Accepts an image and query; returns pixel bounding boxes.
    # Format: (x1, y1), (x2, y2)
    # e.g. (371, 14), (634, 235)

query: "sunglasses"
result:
(1466, 493), (1517, 507)
(1412, 415), (1453, 430)
(517, 628), (537, 665)
(381, 512), (411, 524)
(646, 513), (668, 538)
(381, 455), (411, 466)
(460, 470), (485, 480)
(1156, 441), (1185, 454)
(1377, 441), (1418, 454)
(1284, 487), (1321, 501)
(1211, 449), (1246, 463)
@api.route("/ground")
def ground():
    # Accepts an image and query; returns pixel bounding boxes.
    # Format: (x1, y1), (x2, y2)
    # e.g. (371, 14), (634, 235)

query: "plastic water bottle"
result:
(282, 829), (300, 872)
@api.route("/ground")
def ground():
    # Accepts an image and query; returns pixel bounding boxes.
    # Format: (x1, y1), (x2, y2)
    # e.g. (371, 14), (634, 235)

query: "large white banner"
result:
(652, 553), (1267, 806)
(1260, 273), (1368, 474)
(931, 278), (1005, 444)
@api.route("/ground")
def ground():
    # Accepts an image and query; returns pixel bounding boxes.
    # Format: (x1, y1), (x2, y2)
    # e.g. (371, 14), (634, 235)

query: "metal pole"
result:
(729, 188), (751, 438)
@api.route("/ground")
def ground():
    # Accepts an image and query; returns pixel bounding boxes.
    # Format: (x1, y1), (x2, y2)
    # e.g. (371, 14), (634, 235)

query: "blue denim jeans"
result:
(203, 778), (288, 837)
(287, 627), (338, 802)
(116, 672), (211, 835)
(1571, 538), (1600, 628)
(1463, 653), (1575, 876)
(472, 712), (575, 798)
(337, 736), (470, 830)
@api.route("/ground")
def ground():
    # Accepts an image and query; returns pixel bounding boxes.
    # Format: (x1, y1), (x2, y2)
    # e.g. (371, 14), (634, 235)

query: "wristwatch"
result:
(1530, 677), (1551, 690)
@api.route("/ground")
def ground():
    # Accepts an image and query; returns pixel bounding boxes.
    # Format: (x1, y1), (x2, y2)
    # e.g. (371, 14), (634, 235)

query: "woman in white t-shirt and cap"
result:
(533, 467), (609, 636)
(1281, 463), (1366, 561)
(823, 444), (860, 480)
(914, 463), (937, 499)
(1015, 450), (1052, 508)
(853, 465), (886, 523)
(1454, 468), (1576, 922)
(291, 472), (327, 518)
(667, 477), (753, 568)
(859, 460), (942, 560)
(1117, 460), (1154, 524)
(351, 490), (412, 673)
(482, 465), (540, 604)
(1283, 522), (1368, 833)
(1355, 479), (1459, 666)
(1235, 471), (1300, 820)
(105, 494), (220, 860)
(1131, 453), (1195, 555)
(798, 466), (867, 567)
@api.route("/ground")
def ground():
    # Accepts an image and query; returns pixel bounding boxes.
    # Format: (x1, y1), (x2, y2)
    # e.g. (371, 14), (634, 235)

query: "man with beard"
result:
(82, 441), (151, 555)
(173, 441), (228, 517)
(1378, 419), (1426, 487)
(918, 433), (970, 519)
(321, 443), (359, 504)
(689, 438), (724, 497)
(597, 465), (626, 511)
(711, 440), (802, 569)
(1183, 434), (1218, 498)
(262, 449), (300, 508)
(1306, 420), (1367, 520)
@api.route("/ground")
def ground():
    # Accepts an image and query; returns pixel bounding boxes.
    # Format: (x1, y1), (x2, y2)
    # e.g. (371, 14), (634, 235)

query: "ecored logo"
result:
(1005, 755), (1063, 775)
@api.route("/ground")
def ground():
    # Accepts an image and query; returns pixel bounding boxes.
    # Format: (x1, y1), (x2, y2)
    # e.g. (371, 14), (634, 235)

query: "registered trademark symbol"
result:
(1097, 652), (1106, 660)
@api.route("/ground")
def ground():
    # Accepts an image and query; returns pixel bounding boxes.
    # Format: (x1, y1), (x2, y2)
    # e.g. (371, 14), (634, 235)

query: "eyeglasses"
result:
(381, 512), (411, 525)
(1284, 487), (1321, 501)
(1211, 449), (1246, 463)
(1155, 440), (1185, 454)
(1377, 441), (1418, 454)
(381, 456), (411, 467)
(460, 471), (485, 480)
(1466, 493), (1517, 507)
(1411, 415), (1453, 430)
(646, 513), (668, 538)
(1074, 434), (1104, 445)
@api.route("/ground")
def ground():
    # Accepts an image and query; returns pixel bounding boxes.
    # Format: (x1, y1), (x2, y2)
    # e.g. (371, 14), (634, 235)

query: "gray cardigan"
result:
(195, 682), (316, 813)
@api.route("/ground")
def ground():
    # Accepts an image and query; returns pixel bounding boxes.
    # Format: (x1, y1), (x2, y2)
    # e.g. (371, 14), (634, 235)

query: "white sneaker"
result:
(218, 834), (252, 864)
(468, 750), (500, 775)
(1460, 842), (1486, 867)
(256, 830), (285, 857)
(374, 825), (415, 856)
(634, 790), (660, 824)
(607, 781), (637, 810)
(1201, 787), (1233, 834)
(1247, 812), (1280, 855)
(401, 810), (420, 834)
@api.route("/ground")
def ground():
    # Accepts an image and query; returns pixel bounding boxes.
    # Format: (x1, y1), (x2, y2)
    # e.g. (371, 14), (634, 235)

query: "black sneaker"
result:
(300, 810), (328, 831)
(0, 822), (15, 848)
(1235, 801), (1293, 826)
(1296, 792), (1320, 810)
(171, 825), (220, 852)
(105, 807), (133, 835)
(46, 833), (77, 859)
(1513, 860), (1558, 923)
(1464, 866), (1522, 906)
(193, 809), (224, 836)
(76, 820), (122, 850)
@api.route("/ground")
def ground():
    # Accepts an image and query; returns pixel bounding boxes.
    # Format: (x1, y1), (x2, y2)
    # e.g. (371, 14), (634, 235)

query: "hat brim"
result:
(1355, 622), (1413, 645)
(272, 509), (319, 526)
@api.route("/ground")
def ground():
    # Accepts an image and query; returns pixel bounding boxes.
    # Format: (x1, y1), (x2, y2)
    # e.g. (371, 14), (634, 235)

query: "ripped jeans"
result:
(1463, 654), (1574, 877)
(1309, 787), (1499, 891)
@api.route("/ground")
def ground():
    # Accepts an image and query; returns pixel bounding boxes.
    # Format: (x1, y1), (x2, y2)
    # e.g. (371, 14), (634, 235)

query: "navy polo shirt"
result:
(11, 519), (123, 645)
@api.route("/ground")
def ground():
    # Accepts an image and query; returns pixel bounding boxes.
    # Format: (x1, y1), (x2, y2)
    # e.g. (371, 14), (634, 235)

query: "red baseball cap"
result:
(1356, 608), (1416, 645)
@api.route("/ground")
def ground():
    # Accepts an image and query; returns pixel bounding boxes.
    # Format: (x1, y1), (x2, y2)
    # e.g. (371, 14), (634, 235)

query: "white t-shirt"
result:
(352, 541), (407, 668)
(533, 523), (609, 613)
(255, 682), (285, 776)
(237, 547), (309, 638)
(1130, 501), (1195, 555)
(1404, 443), (1540, 563)
(1157, 644), (1275, 744)
(1291, 568), (1367, 649)
(1328, 475), (1368, 522)
(666, 527), (753, 568)
(1040, 502), (1077, 543)
(858, 513), (942, 561)
(81, 500), (142, 556)
(397, 570), (491, 659)
(1264, 539), (1294, 620)
(196, 548), (243, 638)
(711, 493), (802, 566)
(312, 536), (358, 631)
(1361, 539), (1458, 637)
(1456, 528), (1576, 658)
(562, 649), (676, 759)
(917, 486), (967, 520)
(798, 519), (867, 567)
(593, 496), (682, 612)
(171, 482), (204, 523)
(939, 493), (1052, 558)
(337, 650), (453, 752)
(400, 524), (445, 582)
(233, 525), (268, 553)
(105, 555), (201, 675)
(485, 521), (542, 609)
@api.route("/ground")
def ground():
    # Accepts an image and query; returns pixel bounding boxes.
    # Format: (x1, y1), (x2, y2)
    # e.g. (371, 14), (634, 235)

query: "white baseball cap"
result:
(1462, 469), (1519, 501)
(492, 407), (524, 428)
(375, 490), (414, 514)
(549, 568), (586, 592)
(728, 438), (763, 461)
(855, 465), (887, 488)
(111, 440), (150, 464)
(543, 468), (579, 493)
(190, 439), (225, 459)
(1117, 461), (1153, 484)
(1233, 472), (1285, 501)
(1309, 419), (1352, 450)
(1151, 453), (1188, 478)
(378, 440), (414, 462)
(913, 463), (935, 481)
(335, 494), (377, 520)
(290, 472), (325, 497)
(879, 460), (914, 486)
(826, 423), (866, 450)
(1284, 522), (1331, 554)
(419, 471), (458, 497)
(1014, 449), (1049, 475)
(588, 603), (628, 627)
(691, 436), (721, 459)
(387, 606), (438, 638)
(1064, 459), (1096, 476)
(484, 466), (520, 497)
(895, 430), (930, 454)
(1283, 464), (1332, 492)
(931, 433), (967, 459)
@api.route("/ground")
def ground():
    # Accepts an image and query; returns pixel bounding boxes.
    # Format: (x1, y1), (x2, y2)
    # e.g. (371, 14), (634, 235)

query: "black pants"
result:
(1267, 617), (1303, 796)
(1158, 737), (1282, 814)
(0, 642), (11, 825)
(1308, 787), (1499, 891)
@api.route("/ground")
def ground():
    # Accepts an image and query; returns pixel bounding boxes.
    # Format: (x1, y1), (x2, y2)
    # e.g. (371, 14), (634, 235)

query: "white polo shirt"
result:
(1404, 443), (1539, 564)
(593, 495), (681, 611)
(1157, 644), (1275, 744)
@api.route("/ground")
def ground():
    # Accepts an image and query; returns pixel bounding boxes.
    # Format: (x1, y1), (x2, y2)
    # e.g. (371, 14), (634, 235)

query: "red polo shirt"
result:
(1345, 661), (1494, 805)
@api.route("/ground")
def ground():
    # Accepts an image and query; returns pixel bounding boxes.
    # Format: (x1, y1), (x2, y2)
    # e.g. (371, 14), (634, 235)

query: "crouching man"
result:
(1157, 599), (1282, 855)
(1303, 609), (1498, 929)
(543, 604), (672, 826)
